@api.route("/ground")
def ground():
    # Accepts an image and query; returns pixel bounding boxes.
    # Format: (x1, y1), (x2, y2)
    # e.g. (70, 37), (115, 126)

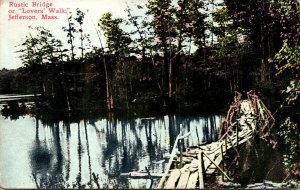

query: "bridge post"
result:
(235, 124), (239, 146)
(225, 136), (227, 154)
(179, 139), (183, 168)
(220, 145), (225, 181)
(198, 149), (205, 189)
(236, 124), (239, 145)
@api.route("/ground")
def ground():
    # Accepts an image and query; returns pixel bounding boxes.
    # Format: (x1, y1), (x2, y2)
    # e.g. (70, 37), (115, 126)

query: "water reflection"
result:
(0, 114), (221, 189)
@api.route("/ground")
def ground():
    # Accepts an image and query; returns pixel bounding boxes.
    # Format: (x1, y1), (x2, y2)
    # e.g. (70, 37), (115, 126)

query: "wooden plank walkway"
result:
(0, 94), (40, 103)
(157, 93), (274, 189)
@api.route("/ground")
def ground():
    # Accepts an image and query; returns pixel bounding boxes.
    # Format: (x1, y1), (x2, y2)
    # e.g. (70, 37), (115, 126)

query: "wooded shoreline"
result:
(0, 0), (299, 186)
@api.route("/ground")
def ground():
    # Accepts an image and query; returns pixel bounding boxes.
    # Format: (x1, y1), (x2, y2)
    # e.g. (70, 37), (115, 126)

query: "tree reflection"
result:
(145, 119), (155, 161)
(75, 122), (83, 188)
(30, 118), (52, 173)
(30, 119), (66, 188)
(25, 114), (221, 188)
(64, 119), (71, 181)
(84, 120), (93, 188)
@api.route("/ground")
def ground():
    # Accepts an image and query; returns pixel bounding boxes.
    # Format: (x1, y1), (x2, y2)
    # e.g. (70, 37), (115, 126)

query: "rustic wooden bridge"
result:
(157, 91), (275, 189)
(0, 94), (40, 103)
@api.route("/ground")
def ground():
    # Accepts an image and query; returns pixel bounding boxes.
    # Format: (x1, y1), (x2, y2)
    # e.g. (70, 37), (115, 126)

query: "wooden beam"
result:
(186, 172), (199, 188)
(158, 132), (192, 188)
(176, 171), (190, 188)
(164, 169), (181, 188)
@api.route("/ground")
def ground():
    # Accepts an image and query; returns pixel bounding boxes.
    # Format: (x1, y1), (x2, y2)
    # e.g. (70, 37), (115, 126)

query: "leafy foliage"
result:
(275, 42), (300, 77)
(272, 0), (300, 181)
(279, 117), (300, 174)
(99, 13), (132, 56)
(212, 7), (252, 62)
(175, 0), (206, 48)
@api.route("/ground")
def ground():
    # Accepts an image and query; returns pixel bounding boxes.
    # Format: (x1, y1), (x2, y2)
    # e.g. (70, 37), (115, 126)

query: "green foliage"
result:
(146, 0), (207, 51)
(17, 26), (64, 67)
(175, 0), (206, 48)
(146, 0), (177, 52)
(279, 117), (299, 172)
(211, 7), (252, 62)
(271, 0), (300, 44)
(12, 1), (299, 114)
(274, 41), (300, 105)
(18, 9), (94, 69)
(62, 14), (76, 60)
(99, 13), (132, 56)
(275, 41), (300, 76)
(74, 8), (88, 58)
(283, 80), (300, 104)
(272, 0), (300, 180)
(125, 5), (152, 57)
(211, 7), (231, 37)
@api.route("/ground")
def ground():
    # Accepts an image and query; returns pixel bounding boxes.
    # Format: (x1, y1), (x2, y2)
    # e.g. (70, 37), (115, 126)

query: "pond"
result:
(0, 109), (222, 188)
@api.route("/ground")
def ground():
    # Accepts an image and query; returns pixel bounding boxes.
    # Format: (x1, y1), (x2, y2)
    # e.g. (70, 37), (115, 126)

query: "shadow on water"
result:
(0, 107), (222, 189)
(30, 120), (65, 188)
(0, 101), (29, 120)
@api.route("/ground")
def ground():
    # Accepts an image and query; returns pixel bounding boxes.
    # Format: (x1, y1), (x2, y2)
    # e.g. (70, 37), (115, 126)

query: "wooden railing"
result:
(158, 91), (275, 189)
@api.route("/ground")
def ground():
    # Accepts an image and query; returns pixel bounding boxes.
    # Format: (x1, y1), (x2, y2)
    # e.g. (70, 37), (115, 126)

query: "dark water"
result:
(0, 111), (222, 188)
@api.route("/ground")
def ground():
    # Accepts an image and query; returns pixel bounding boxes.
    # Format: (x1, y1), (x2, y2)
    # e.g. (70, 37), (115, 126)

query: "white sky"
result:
(0, 0), (147, 69)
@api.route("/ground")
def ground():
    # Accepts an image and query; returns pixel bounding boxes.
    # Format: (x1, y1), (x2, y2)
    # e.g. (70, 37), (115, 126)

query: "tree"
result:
(224, 0), (282, 85)
(126, 4), (153, 81)
(174, 0), (207, 98)
(176, 0), (206, 49)
(147, 0), (177, 102)
(17, 26), (64, 95)
(99, 12), (133, 111)
(99, 13), (132, 56)
(211, 6), (253, 92)
(62, 14), (76, 61)
(74, 8), (88, 59)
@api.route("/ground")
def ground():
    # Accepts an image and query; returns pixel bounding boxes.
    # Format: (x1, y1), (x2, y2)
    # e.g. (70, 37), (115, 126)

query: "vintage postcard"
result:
(0, 0), (299, 189)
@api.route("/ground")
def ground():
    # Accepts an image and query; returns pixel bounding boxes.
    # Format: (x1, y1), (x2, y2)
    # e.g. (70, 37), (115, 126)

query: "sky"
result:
(0, 0), (147, 69)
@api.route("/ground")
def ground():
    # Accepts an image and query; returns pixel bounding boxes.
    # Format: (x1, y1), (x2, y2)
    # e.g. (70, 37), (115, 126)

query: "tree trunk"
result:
(103, 56), (114, 111)
(168, 58), (172, 100)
